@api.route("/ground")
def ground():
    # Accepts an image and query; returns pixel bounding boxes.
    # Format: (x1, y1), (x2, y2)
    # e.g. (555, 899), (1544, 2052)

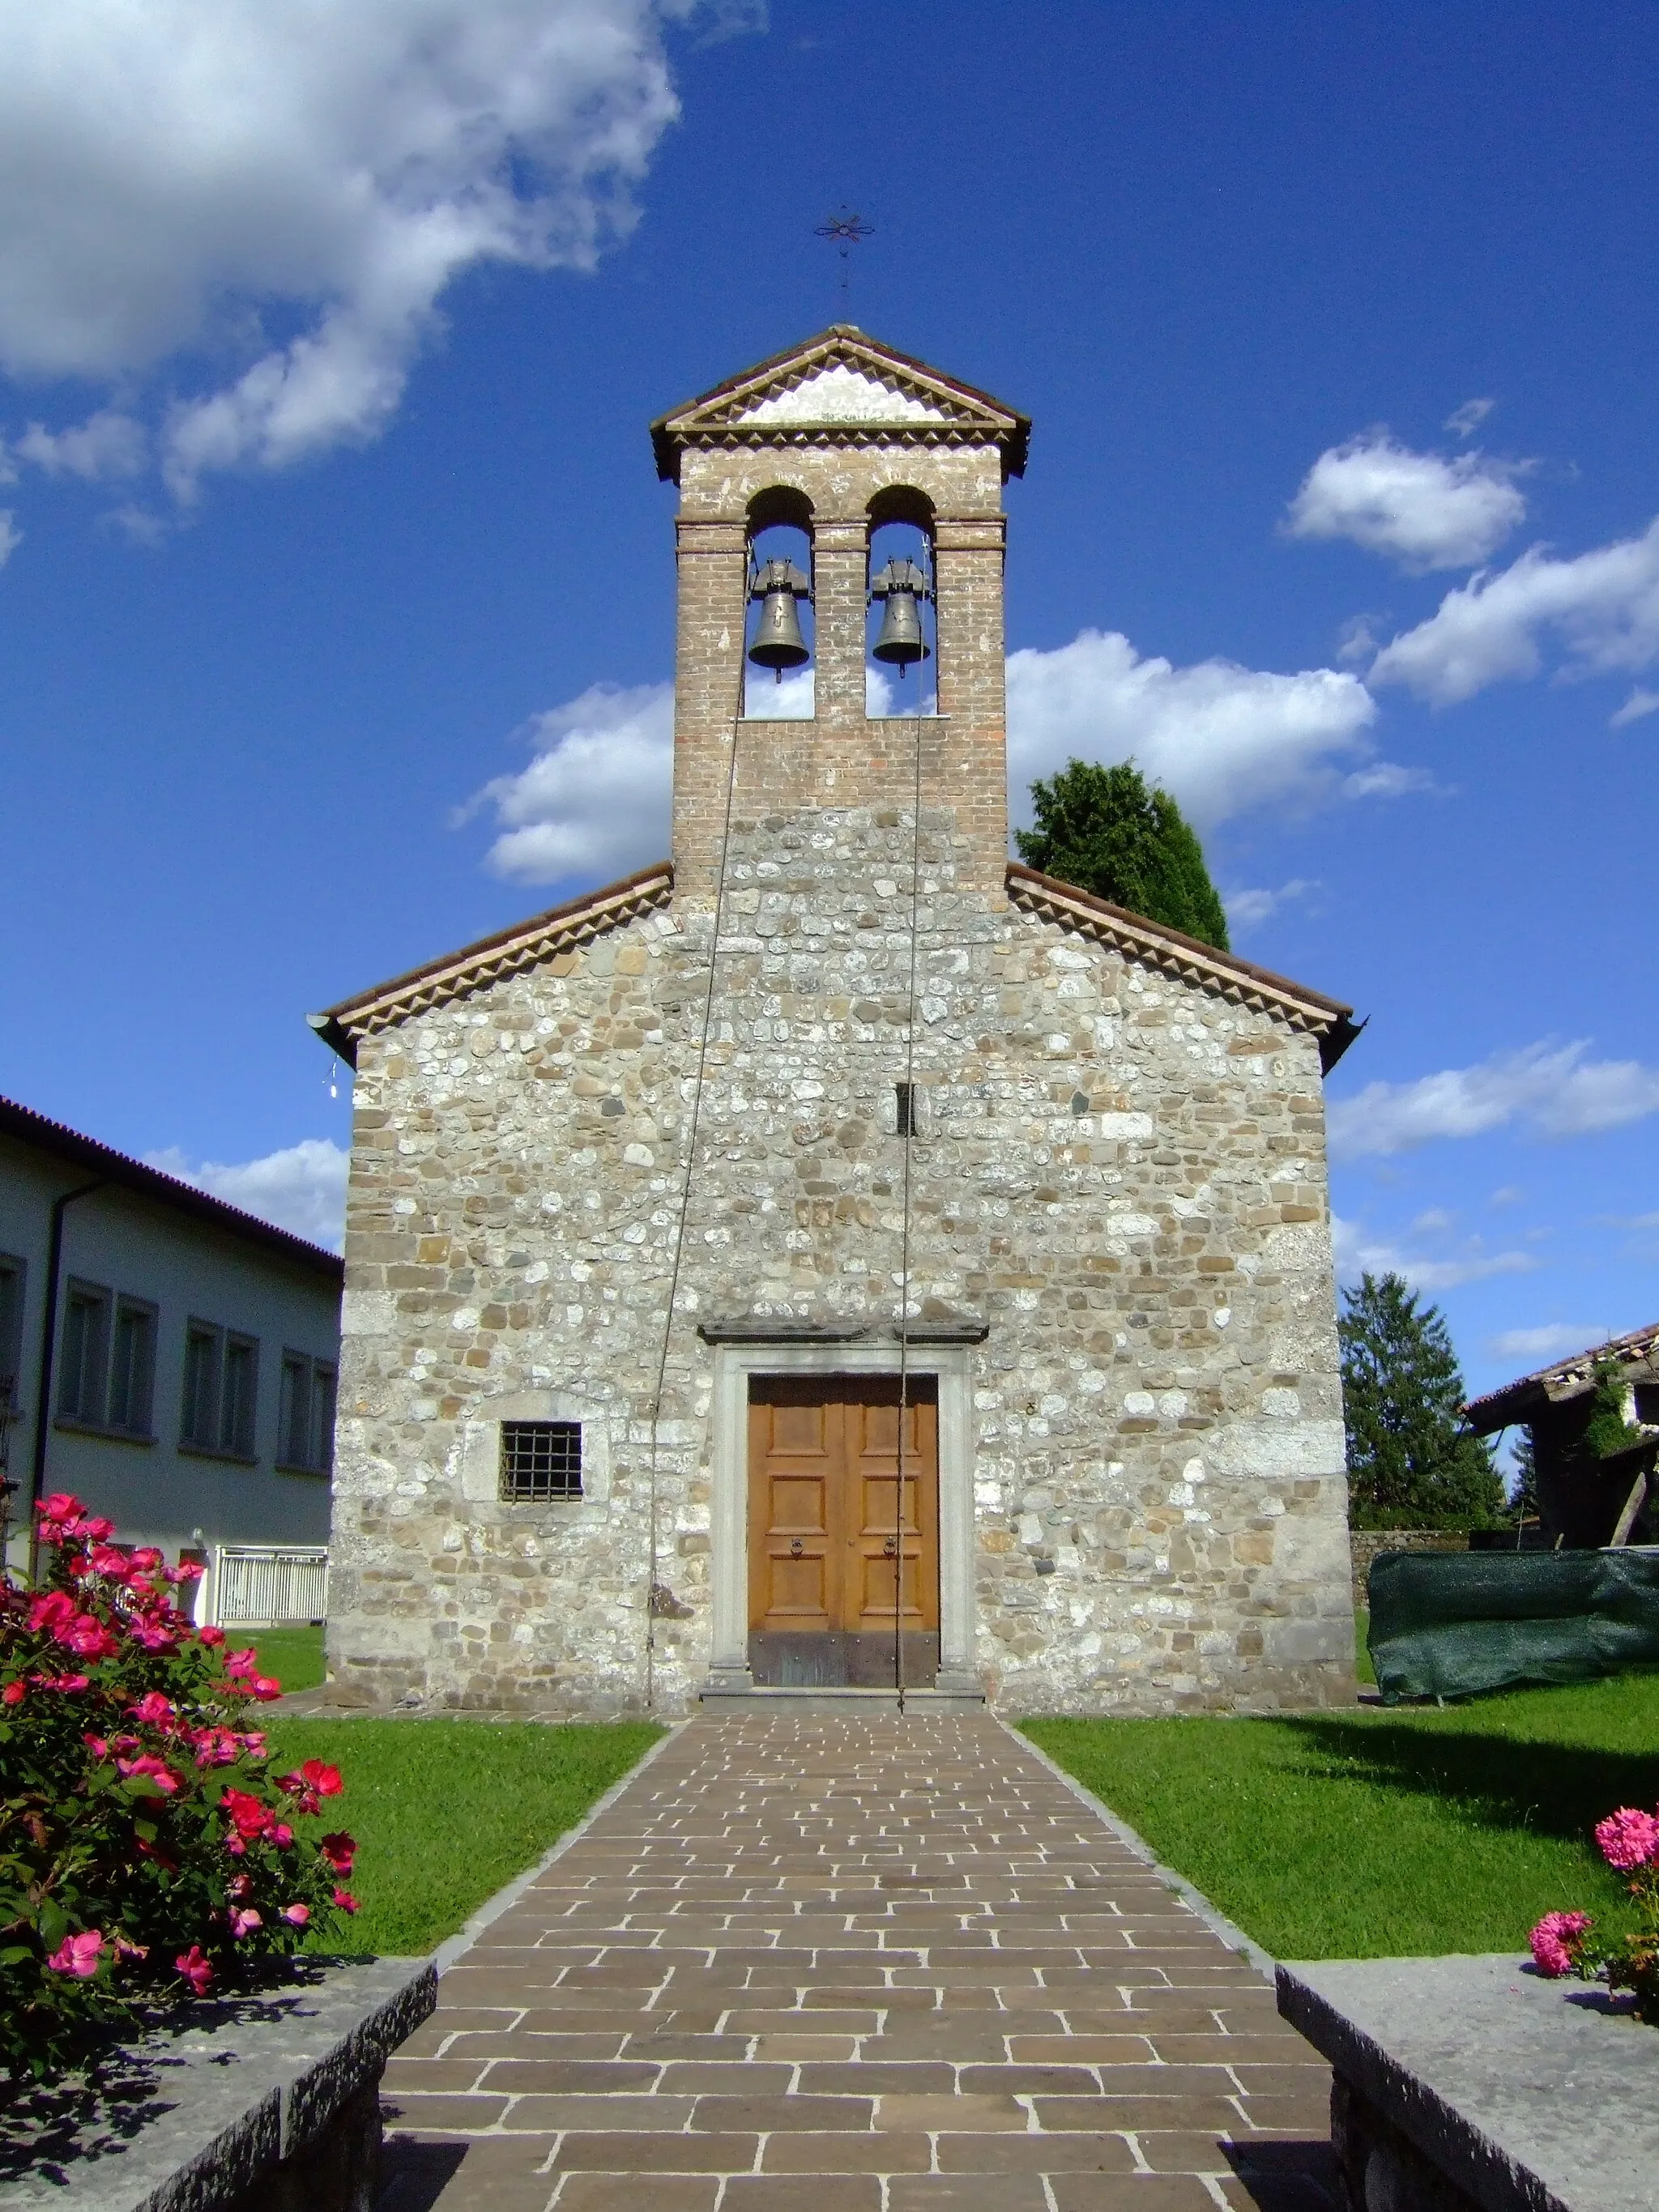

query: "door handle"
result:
(882, 1536), (898, 1558)
(790, 1537), (804, 1558)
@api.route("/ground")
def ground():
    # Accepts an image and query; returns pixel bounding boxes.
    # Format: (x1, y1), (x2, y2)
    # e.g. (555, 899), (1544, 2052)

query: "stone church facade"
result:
(315, 328), (1360, 1718)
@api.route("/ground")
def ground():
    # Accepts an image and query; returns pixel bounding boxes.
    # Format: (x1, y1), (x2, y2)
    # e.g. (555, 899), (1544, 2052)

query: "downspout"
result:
(26, 1179), (104, 1575)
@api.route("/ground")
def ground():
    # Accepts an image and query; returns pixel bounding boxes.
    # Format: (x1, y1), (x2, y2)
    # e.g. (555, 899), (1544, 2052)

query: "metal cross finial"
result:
(814, 206), (874, 302)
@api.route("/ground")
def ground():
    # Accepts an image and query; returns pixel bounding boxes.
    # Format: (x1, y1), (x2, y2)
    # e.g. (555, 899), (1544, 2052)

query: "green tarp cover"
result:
(1367, 1547), (1659, 1703)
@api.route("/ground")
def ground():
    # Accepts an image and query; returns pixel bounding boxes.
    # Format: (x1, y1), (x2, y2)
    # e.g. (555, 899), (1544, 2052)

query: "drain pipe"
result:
(27, 1179), (104, 1574)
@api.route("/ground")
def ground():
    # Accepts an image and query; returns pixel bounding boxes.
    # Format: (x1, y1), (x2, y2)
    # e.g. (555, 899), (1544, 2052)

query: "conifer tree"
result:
(1339, 1271), (1508, 1529)
(1016, 760), (1230, 950)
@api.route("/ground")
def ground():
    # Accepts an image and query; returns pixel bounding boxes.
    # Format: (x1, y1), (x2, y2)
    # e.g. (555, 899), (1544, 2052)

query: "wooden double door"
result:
(748, 1375), (939, 1688)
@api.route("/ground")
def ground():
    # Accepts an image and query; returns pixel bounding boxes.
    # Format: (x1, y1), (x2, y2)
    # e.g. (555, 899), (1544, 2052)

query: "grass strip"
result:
(265, 1718), (663, 1955)
(1024, 1672), (1659, 1960)
(246, 1625), (326, 1693)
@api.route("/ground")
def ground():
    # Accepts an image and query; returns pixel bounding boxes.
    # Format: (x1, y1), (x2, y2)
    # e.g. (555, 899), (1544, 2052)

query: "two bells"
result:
(748, 556), (932, 679)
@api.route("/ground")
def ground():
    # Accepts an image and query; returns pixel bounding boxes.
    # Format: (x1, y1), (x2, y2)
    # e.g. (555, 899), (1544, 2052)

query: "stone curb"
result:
(1000, 1715), (1277, 1983)
(432, 1720), (685, 1974)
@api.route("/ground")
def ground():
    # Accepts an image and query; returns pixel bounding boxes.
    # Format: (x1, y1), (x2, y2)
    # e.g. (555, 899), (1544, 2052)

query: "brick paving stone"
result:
(379, 1712), (1337, 2210)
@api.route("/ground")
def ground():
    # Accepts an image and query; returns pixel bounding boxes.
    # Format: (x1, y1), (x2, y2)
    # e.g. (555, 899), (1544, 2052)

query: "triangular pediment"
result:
(652, 327), (1030, 480)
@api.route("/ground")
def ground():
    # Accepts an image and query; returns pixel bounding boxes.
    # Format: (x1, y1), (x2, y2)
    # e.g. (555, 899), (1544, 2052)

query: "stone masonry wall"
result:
(327, 807), (1355, 1718)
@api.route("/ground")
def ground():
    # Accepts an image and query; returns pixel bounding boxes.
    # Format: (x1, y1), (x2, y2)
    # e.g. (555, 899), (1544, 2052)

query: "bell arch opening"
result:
(866, 489), (937, 718)
(744, 488), (815, 720)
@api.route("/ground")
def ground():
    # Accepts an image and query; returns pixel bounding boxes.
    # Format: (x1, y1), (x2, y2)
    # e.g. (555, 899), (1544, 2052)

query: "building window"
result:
(220, 1334), (259, 1458)
(895, 1081), (918, 1138)
(279, 1353), (336, 1473)
(107, 1298), (158, 1437)
(58, 1281), (111, 1423)
(0, 1254), (23, 1417)
(181, 1322), (222, 1450)
(500, 1420), (582, 1502)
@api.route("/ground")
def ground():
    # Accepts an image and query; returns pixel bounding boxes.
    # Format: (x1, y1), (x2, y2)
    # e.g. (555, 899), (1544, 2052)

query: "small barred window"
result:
(500, 1419), (582, 1502)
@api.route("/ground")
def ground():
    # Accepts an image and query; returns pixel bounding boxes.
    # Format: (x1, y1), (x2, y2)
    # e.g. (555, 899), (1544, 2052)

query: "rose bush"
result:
(1, 1495), (356, 2081)
(1528, 1801), (1659, 2023)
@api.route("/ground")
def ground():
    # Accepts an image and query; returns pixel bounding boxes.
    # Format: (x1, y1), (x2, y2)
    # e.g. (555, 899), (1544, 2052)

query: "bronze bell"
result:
(869, 557), (932, 671)
(747, 557), (812, 678)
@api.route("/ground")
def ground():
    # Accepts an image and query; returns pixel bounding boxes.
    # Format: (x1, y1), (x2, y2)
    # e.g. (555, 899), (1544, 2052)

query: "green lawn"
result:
(263, 1720), (663, 1955)
(245, 1624), (326, 1693)
(1024, 1670), (1659, 1961)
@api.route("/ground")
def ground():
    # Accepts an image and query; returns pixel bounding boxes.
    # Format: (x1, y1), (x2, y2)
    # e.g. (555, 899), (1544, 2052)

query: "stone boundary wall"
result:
(1350, 1528), (1468, 1608)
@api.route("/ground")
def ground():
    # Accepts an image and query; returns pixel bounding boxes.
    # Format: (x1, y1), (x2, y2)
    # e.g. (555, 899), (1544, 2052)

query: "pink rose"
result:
(2, 1681), (23, 1707)
(228, 1907), (263, 1939)
(1594, 1808), (1659, 1873)
(128, 1690), (175, 1725)
(46, 1929), (104, 1979)
(198, 1625), (226, 1647)
(332, 1888), (360, 1914)
(176, 1945), (213, 1996)
(281, 1903), (310, 1927)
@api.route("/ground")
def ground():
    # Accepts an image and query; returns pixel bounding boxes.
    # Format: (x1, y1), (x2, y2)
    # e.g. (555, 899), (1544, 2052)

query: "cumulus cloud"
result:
(0, 510), (19, 567)
(463, 680), (674, 885)
(1285, 429), (1529, 570)
(0, 2), (708, 497)
(1369, 517), (1659, 704)
(1611, 686), (1659, 729)
(1005, 629), (1379, 833)
(1487, 1323), (1605, 1366)
(1333, 1214), (1536, 1292)
(1223, 879), (1319, 931)
(147, 1138), (349, 1250)
(1444, 398), (1496, 438)
(15, 410), (147, 480)
(1328, 1039), (1659, 1159)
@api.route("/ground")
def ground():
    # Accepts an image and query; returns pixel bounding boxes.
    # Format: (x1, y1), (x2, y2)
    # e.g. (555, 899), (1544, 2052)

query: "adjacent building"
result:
(315, 327), (1362, 1718)
(1466, 1321), (1659, 1548)
(0, 1095), (343, 1620)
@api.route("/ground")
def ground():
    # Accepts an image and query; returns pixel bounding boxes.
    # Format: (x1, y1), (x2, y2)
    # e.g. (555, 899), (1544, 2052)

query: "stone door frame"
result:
(703, 1338), (979, 1696)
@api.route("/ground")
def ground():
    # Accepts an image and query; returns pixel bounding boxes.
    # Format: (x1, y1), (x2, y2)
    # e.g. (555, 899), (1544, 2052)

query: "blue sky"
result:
(2, 1), (1655, 1406)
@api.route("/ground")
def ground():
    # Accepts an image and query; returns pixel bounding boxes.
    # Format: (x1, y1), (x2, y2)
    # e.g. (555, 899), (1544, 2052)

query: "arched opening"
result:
(744, 487), (815, 719)
(865, 488), (937, 718)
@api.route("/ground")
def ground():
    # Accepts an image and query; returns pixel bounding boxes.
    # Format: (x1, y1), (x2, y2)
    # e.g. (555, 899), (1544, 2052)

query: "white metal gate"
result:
(207, 1545), (329, 1627)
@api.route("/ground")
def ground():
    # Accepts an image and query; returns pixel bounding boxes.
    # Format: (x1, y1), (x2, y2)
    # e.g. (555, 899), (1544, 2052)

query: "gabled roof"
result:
(0, 1095), (343, 1281)
(651, 327), (1030, 482)
(309, 863), (674, 1063)
(1005, 866), (1361, 1073)
(311, 857), (1359, 1076)
(1465, 1320), (1659, 1434)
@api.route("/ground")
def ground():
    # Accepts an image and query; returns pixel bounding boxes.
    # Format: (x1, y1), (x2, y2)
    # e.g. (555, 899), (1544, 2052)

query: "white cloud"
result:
(463, 680), (674, 886)
(1004, 629), (1378, 833)
(0, 509), (19, 567)
(1289, 432), (1528, 574)
(1487, 1323), (1605, 1366)
(1333, 1214), (1536, 1292)
(147, 1138), (349, 1250)
(1223, 878), (1318, 931)
(1285, 430), (1529, 571)
(0, 2), (706, 496)
(1611, 686), (1659, 729)
(1328, 1039), (1659, 1159)
(1338, 761), (1441, 801)
(1444, 398), (1495, 439)
(1369, 516), (1659, 704)
(15, 409), (147, 480)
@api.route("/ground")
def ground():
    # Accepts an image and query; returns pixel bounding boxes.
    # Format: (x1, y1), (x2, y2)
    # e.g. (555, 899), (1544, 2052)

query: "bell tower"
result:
(650, 328), (1030, 906)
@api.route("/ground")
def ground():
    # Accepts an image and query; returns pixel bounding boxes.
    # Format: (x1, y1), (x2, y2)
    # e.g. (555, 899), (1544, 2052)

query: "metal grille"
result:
(210, 1545), (329, 1628)
(501, 1419), (582, 1501)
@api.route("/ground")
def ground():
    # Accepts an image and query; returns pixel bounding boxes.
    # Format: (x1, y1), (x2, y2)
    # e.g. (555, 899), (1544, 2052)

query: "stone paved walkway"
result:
(377, 1711), (1337, 2212)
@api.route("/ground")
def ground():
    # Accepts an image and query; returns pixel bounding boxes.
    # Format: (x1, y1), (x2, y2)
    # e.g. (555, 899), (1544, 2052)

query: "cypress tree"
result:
(1339, 1272), (1508, 1529)
(1015, 760), (1230, 951)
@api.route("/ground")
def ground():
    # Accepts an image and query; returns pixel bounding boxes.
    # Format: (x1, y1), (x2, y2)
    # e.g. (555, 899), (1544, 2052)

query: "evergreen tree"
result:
(1509, 1428), (1539, 1519)
(1339, 1272), (1508, 1529)
(1016, 759), (1230, 950)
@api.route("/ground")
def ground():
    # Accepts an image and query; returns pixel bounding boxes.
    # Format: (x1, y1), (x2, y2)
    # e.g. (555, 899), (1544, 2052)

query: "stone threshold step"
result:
(699, 1686), (987, 1712)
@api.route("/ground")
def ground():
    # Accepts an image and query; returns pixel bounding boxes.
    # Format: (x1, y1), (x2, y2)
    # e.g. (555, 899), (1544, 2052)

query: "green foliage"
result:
(1580, 1357), (1645, 1462)
(1022, 1670), (1659, 1960)
(1015, 759), (1230, 949)
(1, 1496), (356, 2083)
(1510, 1428), (1540, 1519)
(264, 1718), (663, 1956)
(1340, 1271), (1508, 1529)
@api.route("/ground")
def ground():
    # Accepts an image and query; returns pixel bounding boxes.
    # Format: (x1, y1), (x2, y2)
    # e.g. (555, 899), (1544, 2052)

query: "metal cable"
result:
(893, 598), (929, 1715)
(643, 590), (750, 1710)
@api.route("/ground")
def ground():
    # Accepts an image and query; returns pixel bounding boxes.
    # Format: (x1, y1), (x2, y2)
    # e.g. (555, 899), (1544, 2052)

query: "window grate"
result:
(500, 1420), (582, 1502)
(895, 1081), (918, 1138)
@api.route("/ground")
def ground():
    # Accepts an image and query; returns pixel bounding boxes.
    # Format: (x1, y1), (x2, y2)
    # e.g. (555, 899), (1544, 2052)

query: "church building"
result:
(313, 328), (1360, 1716)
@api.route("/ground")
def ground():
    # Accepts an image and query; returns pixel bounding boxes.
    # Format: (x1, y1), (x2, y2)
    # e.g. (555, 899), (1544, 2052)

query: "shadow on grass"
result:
(1278, 1715), (1658, 1846)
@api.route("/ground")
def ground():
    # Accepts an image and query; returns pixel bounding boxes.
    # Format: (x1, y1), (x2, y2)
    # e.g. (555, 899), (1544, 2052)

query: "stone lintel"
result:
(697, 1316), (988, 1345)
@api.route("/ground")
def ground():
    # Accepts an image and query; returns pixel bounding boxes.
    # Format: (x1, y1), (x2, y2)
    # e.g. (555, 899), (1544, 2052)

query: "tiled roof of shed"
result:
(1465, 1319), (1659, 1433)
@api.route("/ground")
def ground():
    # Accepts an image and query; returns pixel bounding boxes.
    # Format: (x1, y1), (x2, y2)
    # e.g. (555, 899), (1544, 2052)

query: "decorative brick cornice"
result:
(1006, 864), (1361, 1073)
(652, 327), (1030, 482)
(310, 864), (674, 1064)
